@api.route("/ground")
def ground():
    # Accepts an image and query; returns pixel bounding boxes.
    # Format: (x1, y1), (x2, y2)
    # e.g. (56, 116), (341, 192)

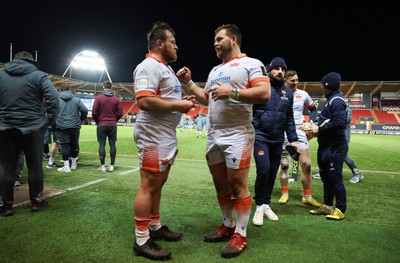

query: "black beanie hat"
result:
(267, 57), (287, 72)
(321, 72), (341, 91)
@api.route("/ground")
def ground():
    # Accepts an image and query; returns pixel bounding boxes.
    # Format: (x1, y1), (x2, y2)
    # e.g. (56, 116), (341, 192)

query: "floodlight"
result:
(62, 50), (112, 82)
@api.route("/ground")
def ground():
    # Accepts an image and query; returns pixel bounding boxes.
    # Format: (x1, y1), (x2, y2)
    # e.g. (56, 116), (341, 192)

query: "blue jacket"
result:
(252, 79), (297, 144)
(317, 90), (347, 146)
(0, 57), (59, 134)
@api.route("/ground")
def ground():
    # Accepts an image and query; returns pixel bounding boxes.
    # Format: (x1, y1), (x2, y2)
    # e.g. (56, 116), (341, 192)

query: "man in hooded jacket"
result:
(0, 51), (59, 216)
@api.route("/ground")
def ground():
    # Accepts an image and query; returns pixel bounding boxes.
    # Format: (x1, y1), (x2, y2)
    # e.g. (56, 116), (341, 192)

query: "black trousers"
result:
(317, 142), (348, 213)
(0, 127), (45, 208)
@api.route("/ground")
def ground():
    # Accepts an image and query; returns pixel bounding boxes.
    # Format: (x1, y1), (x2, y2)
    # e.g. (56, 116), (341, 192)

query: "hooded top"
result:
(91, 90), (123, 125)
(56, 91), (88, 129)
(0, 57), (59, 134)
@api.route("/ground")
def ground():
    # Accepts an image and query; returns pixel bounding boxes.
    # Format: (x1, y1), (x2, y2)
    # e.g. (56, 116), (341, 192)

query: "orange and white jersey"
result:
(133, 53), (182, 128)
(204, 53), (268, 127)
(292, 88), (315, 128)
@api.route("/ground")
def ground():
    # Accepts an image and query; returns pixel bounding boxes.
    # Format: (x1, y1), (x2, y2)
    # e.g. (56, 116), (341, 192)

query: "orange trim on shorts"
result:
(239, 145), (252, 169)
(142, 144), (160, 172)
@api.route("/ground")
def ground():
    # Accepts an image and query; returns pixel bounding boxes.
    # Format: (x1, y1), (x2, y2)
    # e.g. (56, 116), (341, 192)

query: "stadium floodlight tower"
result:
(62, 50), (112, 82)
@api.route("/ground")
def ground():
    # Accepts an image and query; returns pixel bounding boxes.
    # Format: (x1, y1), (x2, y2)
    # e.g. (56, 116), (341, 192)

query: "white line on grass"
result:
(65, 178), (107, 192)
(118, 167), (140, 175)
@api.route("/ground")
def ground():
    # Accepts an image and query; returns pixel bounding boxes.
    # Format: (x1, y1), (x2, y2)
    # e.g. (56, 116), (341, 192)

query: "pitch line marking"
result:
(118, 167), (140, 175)
(65, 178), (107, 192)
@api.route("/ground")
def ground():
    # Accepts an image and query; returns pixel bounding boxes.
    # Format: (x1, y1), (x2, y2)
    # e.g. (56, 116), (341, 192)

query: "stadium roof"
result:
(1, 62), (400, 100)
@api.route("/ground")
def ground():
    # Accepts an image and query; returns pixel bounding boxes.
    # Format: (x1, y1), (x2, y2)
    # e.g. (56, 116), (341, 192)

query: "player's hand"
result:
(210, 82), (231, 101)
(176, 66), (192, 84)
(177, 99), (195, 114)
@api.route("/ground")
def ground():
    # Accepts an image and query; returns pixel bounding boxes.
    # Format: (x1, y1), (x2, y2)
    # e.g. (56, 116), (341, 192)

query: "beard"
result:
(162, 48), (177, 64)
(216, 45), (232, 60)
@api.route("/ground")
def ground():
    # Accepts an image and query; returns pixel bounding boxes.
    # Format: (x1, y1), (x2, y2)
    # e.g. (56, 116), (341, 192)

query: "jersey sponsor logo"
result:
(230, 63), (240, 67)
(137, 69), (148, 76)
(210, 75), (231, 86)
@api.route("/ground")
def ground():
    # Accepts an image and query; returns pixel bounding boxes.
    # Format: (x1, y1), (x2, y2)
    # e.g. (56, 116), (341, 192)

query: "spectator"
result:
(307, 72), (348, 220)
(178, 115), (185, 132)
(56, 84), (88, 173)
(345, 99), (364, 183)
(43, 127), (51, 160)
(92, 80), (123, 172)
(277, 70), (321, 207)
(177, 23), (270, 258)
(0, 51), (59, 216)
(132, 21), (195, 261)
(195, 114), (204, 138)
(251, 57), (298, 226)
(46, 127), (61, 169)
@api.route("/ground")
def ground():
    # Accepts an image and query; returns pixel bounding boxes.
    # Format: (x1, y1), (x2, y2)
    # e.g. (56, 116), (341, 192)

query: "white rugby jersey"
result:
(204, 53), (268, 126)
(292, 88), (315, 128)
(133, 54), (182, 128)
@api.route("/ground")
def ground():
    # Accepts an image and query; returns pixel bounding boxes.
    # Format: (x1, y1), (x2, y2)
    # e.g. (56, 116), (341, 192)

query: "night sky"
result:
(2, 1), (398, 83)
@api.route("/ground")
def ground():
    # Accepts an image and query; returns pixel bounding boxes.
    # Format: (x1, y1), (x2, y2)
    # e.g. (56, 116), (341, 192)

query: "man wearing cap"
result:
(251, 57), (298, 226)
(307, 72), (348, 220)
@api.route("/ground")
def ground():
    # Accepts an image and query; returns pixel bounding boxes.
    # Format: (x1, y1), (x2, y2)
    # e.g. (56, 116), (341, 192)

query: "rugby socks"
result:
(232, 194), (252, 237)
(135, 216), (151, 245)
(281, 185), (289, 196)
(303, 188), (311, 198)
(217, 193), (235, 228)
(148, 213), (161, 231)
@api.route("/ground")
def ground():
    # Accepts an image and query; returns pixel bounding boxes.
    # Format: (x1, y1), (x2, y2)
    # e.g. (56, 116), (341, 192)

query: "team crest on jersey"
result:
(257, 150), (265, 156)
(136, 78), (148, 90)
(281, 90), (286, 95)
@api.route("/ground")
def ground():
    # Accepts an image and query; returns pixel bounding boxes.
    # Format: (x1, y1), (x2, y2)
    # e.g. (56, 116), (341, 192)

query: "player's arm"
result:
(136, 94), (194, 114)
(309, 105), (318, 122)
(232, 80), (270, 104)
(176, 66), (208, 105)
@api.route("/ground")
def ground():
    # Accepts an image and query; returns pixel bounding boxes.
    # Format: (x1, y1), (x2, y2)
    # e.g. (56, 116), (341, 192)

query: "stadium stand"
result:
(121, 101), (135, 115)
(352, 109), (373, 124)
(373, 110), (400, 124)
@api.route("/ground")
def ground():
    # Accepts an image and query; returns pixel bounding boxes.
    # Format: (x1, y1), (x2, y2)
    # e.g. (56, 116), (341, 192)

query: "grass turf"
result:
(1, 125), (400, 263)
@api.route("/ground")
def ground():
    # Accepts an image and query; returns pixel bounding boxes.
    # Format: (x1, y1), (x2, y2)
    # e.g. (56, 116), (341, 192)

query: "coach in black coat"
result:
(0, 51), (59, 216)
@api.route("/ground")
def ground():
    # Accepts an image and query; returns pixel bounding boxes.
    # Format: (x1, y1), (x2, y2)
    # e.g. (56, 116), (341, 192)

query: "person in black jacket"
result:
(251, 57), (298, 226)
(307, 72), (348, 220)
(56, 84), (88, 173)
(0, 51), (59, 216)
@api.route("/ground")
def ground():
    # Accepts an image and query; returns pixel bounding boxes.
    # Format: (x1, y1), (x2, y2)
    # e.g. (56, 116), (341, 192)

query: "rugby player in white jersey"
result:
(177, 24), (270, 258)
(277, 70), (322, 208)
(132, 21), (195, 261)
